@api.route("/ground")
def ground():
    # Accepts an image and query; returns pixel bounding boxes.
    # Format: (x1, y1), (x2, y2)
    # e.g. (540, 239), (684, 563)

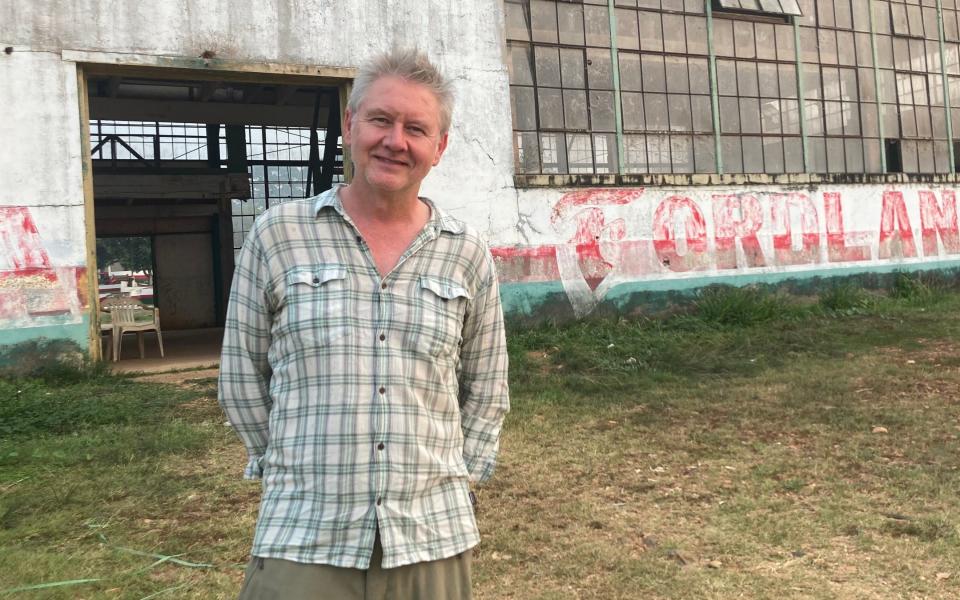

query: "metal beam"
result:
(89, 96), (326, 127)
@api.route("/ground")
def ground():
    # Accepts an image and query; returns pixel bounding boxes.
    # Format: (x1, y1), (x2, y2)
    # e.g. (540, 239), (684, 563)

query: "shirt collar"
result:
(313, 184), (464, 235)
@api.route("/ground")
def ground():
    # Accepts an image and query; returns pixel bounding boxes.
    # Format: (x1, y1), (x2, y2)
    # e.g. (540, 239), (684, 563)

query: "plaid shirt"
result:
(218, 185), (509, 569)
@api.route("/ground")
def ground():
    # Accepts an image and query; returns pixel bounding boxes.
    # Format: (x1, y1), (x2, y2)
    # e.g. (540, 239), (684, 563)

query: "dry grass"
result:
(2, 292), (959, 599)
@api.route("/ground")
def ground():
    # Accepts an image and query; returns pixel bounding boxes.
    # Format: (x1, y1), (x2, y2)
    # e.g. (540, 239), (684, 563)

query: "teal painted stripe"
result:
(500, 260), (960, 315)
(0, 316), (90, 348)
(501, 281), (567, 316)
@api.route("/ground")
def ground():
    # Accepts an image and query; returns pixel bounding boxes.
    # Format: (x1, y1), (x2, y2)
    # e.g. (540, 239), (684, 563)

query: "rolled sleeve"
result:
(218, 224), (275, 480)
(458, 250), (510, 484)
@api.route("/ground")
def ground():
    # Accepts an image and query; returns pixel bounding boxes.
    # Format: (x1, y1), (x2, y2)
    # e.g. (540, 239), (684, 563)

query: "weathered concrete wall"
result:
(498, 183), (960, 317)
(2, 1), (960, 362)
(154, 233), (216, 330)
(0, 0), (517, 238)
(0, 48), (90, 358)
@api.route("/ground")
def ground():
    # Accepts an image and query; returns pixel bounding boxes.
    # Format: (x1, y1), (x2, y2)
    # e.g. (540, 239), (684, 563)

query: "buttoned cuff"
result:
(243, 455), (264, 480)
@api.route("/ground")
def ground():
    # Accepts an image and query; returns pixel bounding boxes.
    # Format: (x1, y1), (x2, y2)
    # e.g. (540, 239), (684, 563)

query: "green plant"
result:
(693, 285), (798, 326)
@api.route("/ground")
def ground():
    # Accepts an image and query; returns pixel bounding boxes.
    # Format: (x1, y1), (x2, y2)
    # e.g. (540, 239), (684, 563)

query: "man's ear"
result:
(432, 132), (449, 166)
(342, 108), (354, 145)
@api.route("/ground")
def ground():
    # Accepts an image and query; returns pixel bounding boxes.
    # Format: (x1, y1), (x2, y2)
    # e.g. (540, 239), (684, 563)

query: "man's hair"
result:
(347, 48), (455, 135)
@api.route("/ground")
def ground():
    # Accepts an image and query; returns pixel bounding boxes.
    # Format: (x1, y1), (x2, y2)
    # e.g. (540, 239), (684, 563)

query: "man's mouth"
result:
(373, 155), (409, 167)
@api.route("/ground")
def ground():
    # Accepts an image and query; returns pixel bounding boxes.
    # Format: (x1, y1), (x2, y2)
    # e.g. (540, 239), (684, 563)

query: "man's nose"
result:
(383, 123), (408, 150)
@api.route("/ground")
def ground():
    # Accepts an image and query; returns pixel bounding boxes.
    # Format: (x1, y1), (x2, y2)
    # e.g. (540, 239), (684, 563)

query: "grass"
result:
(2, 281), (960, 598)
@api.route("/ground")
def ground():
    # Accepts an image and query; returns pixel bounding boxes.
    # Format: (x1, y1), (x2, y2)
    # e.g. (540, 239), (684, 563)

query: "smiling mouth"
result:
(373, 155), (409, 167)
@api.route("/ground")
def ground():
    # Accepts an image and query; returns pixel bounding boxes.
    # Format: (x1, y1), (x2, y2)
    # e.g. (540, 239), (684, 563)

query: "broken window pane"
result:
(781, 99), (801, 134)
(567, 134), (594, 173)
(516, 132), (540, 173)
(648, 134), (671, 173)
(539, 132), (568, 173)
(593, 133), (618, 173)
(761, 99), (782, 134)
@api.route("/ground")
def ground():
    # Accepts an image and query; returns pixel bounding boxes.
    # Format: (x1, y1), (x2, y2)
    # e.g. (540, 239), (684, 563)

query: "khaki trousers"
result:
(237, 534), (472, 600)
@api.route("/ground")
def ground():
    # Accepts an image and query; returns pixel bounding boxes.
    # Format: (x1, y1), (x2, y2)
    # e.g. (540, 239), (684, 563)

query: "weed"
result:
(818, 283), (874, 314)
(693, 285), (801, 326)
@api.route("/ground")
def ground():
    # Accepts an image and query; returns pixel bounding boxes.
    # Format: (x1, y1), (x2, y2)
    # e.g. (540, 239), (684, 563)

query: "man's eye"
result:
(407, 126), (427, 137)
(370, 117), (390, 125)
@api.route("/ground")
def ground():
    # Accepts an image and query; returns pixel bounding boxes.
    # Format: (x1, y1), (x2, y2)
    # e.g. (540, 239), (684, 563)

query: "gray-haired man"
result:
(219, 48), (509, 599)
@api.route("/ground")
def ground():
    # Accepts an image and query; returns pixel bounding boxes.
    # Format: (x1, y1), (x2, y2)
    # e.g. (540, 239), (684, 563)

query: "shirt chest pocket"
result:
(284, 265), (350, 346)
(418, 275), (472, 358)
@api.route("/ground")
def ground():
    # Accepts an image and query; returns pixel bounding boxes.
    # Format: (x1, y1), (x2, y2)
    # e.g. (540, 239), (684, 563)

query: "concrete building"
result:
(2, 0), (959, 368)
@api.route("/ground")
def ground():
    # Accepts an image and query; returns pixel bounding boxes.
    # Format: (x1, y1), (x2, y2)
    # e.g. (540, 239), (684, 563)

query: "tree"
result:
(96, 236), (153, 274)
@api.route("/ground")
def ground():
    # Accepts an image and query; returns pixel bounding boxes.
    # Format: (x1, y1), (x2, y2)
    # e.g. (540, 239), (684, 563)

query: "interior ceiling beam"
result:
(199, 81), (217, 102)
(276, 86), (298, 106)
(89, 96), (328, 127)
(107, 76), (122, 97)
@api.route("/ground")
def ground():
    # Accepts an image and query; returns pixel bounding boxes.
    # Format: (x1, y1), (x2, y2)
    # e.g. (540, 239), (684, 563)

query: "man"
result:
(219, 48), (509, 599)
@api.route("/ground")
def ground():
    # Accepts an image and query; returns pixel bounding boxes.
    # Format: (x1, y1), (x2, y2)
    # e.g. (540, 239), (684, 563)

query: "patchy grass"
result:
(2, 290), (960, 598)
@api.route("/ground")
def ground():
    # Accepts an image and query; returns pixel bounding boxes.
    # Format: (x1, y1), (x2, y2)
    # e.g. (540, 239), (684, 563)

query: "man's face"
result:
(343, 75), (449, 197)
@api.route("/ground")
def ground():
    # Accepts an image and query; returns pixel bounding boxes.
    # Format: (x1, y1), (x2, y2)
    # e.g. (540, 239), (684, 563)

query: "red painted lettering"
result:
(879, 191), (918, 258)
(918, 190), (960, 256)
(770, 193), (820, 266)
(653, 196), (708, 273)
(712, 194), (766, 270)
(823, 192), (869, 263)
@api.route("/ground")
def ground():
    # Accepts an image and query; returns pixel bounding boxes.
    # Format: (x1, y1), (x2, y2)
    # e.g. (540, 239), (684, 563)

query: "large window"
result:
(506, 0), (959, 177)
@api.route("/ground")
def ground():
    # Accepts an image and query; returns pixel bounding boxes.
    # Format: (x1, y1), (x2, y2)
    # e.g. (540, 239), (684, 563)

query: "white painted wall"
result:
(0, 0), (519, 239)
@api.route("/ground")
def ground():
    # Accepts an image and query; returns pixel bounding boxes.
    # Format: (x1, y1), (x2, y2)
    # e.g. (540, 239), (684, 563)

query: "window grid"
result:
(507, 0), (960, 177)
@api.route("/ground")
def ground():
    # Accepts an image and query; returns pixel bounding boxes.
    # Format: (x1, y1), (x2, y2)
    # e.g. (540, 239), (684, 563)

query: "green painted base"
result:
(502, 261), (960, 323)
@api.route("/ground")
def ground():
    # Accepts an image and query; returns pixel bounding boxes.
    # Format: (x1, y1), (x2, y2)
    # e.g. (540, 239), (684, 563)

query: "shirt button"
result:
(376, 497), (382, 506)
(356, 235), (362, 243)
(312, 277), (319, 284)
(377, 442), (385, 450)
(381, 282), (387, 290)
(378, 386), (386, 395)
(379, 333), (386, 341)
